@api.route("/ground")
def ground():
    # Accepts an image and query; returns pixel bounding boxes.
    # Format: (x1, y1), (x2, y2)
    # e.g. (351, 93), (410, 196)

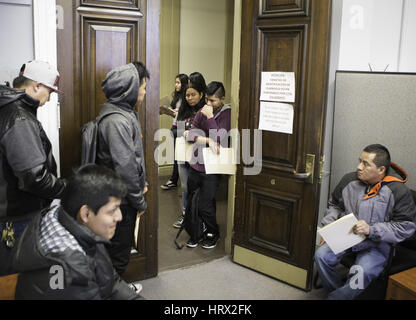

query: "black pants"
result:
(170, 128), (179, 184)
(187, 167), (221, 236)
(106, 204), (137, 276)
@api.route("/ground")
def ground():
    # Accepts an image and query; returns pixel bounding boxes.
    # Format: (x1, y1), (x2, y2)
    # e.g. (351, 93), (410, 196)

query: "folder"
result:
(175, 137), (193, 162)
(317, 213), (365, 254)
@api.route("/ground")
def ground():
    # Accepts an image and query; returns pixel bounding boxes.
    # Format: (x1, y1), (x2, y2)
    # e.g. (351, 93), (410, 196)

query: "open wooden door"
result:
(233, 0), (332, 291)
(56, 0), (159, 282)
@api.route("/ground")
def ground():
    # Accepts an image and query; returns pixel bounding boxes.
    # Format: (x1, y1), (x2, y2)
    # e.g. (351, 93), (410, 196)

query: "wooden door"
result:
(56, 0), (160, 282)
(233, 0), (332, 291)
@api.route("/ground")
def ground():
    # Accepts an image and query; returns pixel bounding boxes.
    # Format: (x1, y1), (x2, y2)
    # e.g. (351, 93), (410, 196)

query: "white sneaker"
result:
(129, 282), (143, 295)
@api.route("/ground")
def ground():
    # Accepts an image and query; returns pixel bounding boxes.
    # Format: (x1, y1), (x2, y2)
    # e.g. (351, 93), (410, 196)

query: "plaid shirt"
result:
(39, 206), (85, 256)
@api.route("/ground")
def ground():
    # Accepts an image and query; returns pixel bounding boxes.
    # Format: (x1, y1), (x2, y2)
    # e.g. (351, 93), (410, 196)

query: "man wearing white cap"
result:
(0, 61), (67, 276)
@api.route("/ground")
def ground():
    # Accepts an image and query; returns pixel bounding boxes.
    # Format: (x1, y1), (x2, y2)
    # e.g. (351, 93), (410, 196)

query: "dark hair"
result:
(62, 164), (127, 218)
(206, 81), (225, 98)
(189, 72), (207, 91)
(171, 74), (189, 109)
(13, 64), (34, 88)
(177, 82), (206, 121)
(132, 61), (150, 84)
(363, 144), (391, 172)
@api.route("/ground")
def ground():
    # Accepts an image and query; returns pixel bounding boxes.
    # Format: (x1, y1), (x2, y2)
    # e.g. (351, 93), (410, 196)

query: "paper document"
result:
(202, 147), (236, 175)
(175, 137), (193, 162)
(258, 101), (294, 134)
(317, 213), (365, 254)
(134, 217), (140, 248)
(260, 72), (296, 103)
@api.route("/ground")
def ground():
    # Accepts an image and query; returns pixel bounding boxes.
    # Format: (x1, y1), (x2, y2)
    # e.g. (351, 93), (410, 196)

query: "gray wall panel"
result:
(331, 71), (416, 193)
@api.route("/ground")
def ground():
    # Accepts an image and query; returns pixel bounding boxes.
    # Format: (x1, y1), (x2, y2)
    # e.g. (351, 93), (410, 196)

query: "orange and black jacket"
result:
(321, 163), (416, 253)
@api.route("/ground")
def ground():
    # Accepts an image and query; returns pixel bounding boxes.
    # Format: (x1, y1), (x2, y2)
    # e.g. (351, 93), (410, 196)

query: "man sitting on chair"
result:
(315, 144), (416, 300)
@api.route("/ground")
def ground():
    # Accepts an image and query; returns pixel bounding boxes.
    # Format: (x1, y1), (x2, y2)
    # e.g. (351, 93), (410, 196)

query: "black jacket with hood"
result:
(0, 85), (66, 221)
(96, 64), (147, 212)
(12, 206), (138, 300)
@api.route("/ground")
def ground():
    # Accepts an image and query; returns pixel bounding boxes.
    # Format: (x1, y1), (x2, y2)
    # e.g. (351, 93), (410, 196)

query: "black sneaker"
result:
(202, 233), (219, 249)
(161, 180), (177, 190)
(173, 214), (185, 229)
(186, 237), (203, 248)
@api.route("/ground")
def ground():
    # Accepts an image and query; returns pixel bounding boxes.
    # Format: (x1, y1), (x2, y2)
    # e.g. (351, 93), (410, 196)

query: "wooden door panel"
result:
(260, 0), (309, 17)
(80, 15), (139, 124)
(58, 0), (159, 282)
(254, 25), (307, 170)
(248, 188), (298, 257)
(233, 0), (331, 291)
(81, 0), (141, 11)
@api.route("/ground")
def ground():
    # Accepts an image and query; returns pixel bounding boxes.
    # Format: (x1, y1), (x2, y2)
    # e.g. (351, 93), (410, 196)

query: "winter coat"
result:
(12, 206), (138, 300)
(0, 85), (66, 220)
(321, 163), (416, 254)
(96, 64), (147, 212)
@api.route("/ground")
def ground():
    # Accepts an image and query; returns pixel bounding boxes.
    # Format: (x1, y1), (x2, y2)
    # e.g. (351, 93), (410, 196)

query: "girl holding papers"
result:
(184, 81), (231, 249)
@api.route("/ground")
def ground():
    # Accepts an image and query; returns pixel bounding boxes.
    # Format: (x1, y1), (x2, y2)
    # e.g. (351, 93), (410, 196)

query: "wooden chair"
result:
(0, 274), (18, 300)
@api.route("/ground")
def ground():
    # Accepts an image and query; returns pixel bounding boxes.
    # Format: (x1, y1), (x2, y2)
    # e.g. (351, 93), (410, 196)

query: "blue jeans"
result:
(314, 243), (389, 300)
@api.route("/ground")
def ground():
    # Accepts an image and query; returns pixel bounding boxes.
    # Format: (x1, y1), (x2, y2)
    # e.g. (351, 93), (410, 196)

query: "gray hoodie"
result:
(96, 64), (147, 211)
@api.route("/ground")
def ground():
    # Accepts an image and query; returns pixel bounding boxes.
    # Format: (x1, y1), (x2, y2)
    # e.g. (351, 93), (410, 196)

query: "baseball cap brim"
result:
(43, 84), (65, 95)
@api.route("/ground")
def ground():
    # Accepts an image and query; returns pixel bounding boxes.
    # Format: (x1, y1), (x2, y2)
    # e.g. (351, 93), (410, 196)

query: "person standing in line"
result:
(184, 81), (231, 249)
(160, 73), (189, 191)
(172, 78), (207, 229)
(96, 61), (149, 278)
(0, 61), (67, 276)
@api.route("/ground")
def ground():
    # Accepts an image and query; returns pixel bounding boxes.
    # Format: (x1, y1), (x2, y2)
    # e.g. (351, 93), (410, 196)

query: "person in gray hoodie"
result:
(315, 144), (416, 300)
(96, 62), (149, 276)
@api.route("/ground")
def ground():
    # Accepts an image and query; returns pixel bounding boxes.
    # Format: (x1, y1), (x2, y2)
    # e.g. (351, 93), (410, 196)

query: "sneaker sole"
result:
(161, 185), (177, 190)
(202, 243), (217, 249)
(202, 238), (219, 249)
(186, 242), (199, 248)
(172, 223), (182, 229)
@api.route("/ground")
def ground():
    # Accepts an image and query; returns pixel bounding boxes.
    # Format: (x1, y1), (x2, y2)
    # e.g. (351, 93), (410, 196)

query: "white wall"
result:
(0, 0), (34, 84)
(33, 0), (60, 175)
(339, 0), (416, 72)
(399, 0), (416, 71)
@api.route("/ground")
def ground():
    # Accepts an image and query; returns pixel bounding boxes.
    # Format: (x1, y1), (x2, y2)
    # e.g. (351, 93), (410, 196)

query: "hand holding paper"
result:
(317, 213), (366, 254)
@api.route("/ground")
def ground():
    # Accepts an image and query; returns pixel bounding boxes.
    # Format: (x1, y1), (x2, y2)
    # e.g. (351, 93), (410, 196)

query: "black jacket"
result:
(97, 64), (147, 211)
(0, 85), (66, 220)
(12, 206), (138, 300)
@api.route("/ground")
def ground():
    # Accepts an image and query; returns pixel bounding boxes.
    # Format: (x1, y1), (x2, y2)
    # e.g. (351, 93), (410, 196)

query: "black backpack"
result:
(174, 188), (205, 249)
(80, 111), (123, 165)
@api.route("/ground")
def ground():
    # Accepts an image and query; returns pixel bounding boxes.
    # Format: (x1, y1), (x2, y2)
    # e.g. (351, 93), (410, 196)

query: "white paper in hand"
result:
(202, 147), (236, 175)
(318, 213), (365, 254)
(175, 137), (193, 162)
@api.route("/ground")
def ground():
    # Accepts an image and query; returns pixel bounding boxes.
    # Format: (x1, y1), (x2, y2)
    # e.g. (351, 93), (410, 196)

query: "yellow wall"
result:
(159, 0), (180, 175)
(179, 0), (234, 102)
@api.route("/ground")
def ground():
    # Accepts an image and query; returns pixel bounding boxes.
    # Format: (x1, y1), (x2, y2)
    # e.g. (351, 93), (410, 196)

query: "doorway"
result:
(157, 0), (235, 272)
